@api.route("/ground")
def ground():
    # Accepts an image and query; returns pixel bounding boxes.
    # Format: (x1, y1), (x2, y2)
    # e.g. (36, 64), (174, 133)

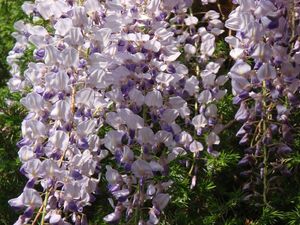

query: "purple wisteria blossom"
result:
(225, 0), (300, 203)
(7, 0), (228, 224)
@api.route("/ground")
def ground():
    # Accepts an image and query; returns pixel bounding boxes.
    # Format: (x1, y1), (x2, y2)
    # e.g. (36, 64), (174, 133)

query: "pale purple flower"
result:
(9, 188), (42, 209)
(131, 159), (154, 178)
(8, 0), (231, 223)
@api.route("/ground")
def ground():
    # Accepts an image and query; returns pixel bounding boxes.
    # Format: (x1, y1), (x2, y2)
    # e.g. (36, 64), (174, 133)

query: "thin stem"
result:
(70, 86), (76, 115)
(219, 119), (236, 133)
(194, 64), (200, 115)
(289, 0), (296, 43)
(135, 182), (141, 224)
(217, 1), (225, 21)
(41, 190), (50, 225)
(262, 120), (268, 205)
(189, 64), (200, 176)
(188, 153), (196, 176)
(31, 189), (51, 225)
(251, 120), (262, 147)
(77, 0), (84, 6)
(262, 80), (268, 206)
(31, 205), (43, 225)
(191, 12), (206, 16)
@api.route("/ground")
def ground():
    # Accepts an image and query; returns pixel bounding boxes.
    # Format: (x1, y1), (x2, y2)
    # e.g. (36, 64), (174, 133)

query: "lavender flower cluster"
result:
(225, 0), (300, 201)
(7, 0), (227, 224)
(7, 0), (300, 224)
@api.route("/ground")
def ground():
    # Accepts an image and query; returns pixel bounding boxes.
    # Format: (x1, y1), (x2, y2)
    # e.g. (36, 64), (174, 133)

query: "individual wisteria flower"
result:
(225, 0), (300, 204)
(7, 0), (228, 224)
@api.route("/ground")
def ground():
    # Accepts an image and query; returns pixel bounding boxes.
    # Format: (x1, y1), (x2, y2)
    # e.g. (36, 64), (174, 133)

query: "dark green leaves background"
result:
(0, 0), (27, 224)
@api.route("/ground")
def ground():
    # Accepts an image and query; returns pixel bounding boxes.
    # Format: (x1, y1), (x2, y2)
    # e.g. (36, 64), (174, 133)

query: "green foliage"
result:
(286, 206), (300, 225)
(213, 39), (230, 60)
(253, 207), (285, 225)
(206, 151), (240, 174)
(17, 44), (35, 76)
(0, 0), (27, 84)
(0, 1), (28, 224)
(0, 87), (26, 225)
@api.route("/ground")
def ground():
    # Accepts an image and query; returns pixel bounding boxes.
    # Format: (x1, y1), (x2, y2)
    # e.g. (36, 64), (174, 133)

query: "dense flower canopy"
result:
(6, 0), (300, 224)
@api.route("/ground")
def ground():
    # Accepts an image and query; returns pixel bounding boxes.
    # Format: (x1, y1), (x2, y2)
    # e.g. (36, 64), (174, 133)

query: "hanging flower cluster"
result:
(7, 0), (227, 224)
(225, 0), (300, 203)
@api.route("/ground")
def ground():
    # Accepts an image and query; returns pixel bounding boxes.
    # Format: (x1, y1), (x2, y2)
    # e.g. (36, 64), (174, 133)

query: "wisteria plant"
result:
(5, 0), (300, 224)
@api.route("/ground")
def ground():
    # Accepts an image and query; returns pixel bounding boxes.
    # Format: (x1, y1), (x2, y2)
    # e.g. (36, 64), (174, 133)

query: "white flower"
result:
(145, 90), (163, 108)
(21, 92), (46, 112)
(184, 16), (198, 26)
(131, 159), (153, 178)
(49, 131), (69, 151)
(184, 44), (196, 55)
(189, 140), (204, 153)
